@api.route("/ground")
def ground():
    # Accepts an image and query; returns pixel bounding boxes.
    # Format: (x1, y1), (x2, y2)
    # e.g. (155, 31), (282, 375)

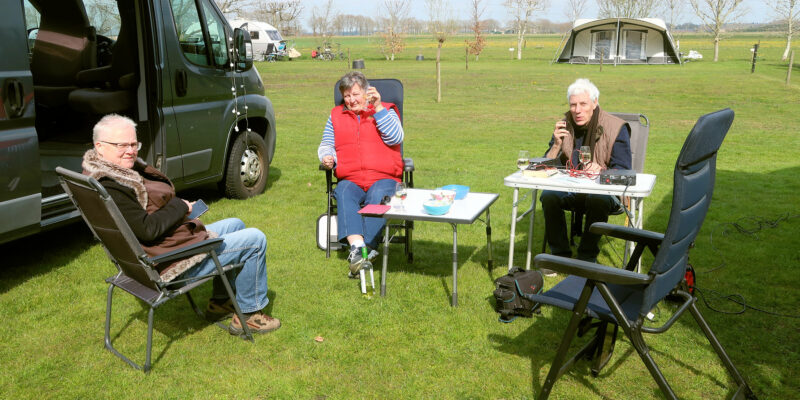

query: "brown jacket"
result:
(560, 108), (627, 169)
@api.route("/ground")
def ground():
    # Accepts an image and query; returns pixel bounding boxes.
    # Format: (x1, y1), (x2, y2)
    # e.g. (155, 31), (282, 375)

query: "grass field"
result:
(1, 33), (798, 399)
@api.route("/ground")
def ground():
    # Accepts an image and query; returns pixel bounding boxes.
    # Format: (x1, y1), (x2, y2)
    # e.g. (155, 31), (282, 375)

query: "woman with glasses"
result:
(82, 114), (280, 335)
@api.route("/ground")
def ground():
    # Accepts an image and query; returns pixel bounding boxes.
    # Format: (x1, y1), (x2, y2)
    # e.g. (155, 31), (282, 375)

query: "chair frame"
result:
(320, 78), (415, 261)
(56, 167), (253, 373)
(527, 109), (757, 399)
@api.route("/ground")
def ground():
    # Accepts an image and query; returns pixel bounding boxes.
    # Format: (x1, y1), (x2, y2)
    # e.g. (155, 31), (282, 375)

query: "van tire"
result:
(223, 132), (269, 199)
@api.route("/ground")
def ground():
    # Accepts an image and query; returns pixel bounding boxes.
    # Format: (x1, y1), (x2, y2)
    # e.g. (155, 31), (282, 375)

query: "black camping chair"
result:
(317, 78), (415, 261)
(526, 109), (757, 399)
(56, 167), (253, 373)
(542, 112), (650, 252)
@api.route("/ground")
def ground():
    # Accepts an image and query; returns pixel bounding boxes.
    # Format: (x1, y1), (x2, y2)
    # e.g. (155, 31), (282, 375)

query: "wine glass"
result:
(517, 150), (530, 171)
(579, 146), (591, 167)
(394, 182), (408, 209)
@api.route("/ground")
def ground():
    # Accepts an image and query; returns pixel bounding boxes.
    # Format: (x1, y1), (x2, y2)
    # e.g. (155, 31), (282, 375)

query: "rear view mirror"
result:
(233, 28), (254, 70)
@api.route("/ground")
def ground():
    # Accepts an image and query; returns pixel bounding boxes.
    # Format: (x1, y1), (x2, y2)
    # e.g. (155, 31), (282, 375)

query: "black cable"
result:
(693, 286), (800, 318)
(706, 212), (799, 274)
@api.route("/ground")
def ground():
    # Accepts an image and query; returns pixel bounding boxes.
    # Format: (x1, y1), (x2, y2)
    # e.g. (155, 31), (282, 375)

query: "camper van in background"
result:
(228, 19), (285, 61)
(0, 0), (276, 245)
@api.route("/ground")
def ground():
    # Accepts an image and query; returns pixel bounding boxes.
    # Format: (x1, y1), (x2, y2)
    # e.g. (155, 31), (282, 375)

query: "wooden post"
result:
(788, 50), (795, 86)
(751, 42), (759, 73)
(600, 49), (604, 72)
(465, 44), (469, 70)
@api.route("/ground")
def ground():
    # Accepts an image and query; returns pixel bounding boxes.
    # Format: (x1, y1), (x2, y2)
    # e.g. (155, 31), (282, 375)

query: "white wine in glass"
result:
(517, 150), (530, 170)
(394, 182), (408, 208)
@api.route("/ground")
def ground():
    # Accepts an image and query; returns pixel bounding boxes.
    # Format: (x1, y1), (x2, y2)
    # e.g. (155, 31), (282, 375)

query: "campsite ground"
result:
(1, 33), (798, 399)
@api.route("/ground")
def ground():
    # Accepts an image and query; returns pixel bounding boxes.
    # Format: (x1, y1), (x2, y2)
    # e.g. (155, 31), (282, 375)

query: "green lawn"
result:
(1, 33), (798, 399)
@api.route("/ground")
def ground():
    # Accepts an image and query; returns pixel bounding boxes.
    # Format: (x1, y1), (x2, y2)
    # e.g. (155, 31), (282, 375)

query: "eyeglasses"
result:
(101, 141), (142, 151)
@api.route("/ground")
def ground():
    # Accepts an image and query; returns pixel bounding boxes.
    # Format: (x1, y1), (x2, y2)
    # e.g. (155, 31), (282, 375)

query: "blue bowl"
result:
(423, 200), (451, 215)
(441, 184), (469, 200)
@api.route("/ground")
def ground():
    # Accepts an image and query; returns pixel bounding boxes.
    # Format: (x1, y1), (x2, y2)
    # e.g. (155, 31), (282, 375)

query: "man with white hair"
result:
(540, 78), (632, 265)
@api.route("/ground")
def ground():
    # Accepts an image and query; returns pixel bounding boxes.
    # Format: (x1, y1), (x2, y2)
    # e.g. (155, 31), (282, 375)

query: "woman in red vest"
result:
(318, 71), (404, 277)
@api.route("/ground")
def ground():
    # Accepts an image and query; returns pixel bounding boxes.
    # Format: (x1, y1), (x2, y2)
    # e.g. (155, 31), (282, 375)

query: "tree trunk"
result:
(436, 42), (442, 103)
(783, 34), (792, 61)
(713, 36), (720, 62)
(516, 33), (524, 60)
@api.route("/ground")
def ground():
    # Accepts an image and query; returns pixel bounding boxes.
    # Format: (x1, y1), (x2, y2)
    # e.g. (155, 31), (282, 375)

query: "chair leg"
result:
(538, 282), (595, 400)
(590, 322), (618, 376)
(185, 292), (205, 319)
(406, 221), (413, 263)
(104, 284), (144, 371)
(144, 307), (154, 373)
(210, 251), (253, 341)
(688, 302), (757, 399)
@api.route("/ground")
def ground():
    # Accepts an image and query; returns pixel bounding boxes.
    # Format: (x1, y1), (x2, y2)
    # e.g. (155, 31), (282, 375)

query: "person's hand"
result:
(583, 161), (603, 174)
(366, 86), (384, 112)
(183, 199), (193, 215)
(321, 155), (335, 170)
(552, 120), (569, 149)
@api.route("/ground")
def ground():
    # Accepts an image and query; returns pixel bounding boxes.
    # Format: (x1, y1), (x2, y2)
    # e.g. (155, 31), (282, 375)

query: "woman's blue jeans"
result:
(334, 178), (397, 249)
(178, 218), (269, 314)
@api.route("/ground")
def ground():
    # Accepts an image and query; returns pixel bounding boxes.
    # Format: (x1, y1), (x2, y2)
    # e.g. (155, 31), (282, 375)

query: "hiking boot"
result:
(205, 298), (235, 321)
(229, 312), (281, 335)
(347, 246), (378, 275)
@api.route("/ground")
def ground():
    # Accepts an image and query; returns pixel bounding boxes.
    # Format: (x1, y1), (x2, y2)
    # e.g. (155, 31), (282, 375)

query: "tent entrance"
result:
(591, 30), (616, 60)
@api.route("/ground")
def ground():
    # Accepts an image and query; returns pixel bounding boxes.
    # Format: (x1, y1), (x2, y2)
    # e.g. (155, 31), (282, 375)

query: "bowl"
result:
(441, 184), (469, 200)
(430, 189), (456, 204)
(423, 199), (452, 215)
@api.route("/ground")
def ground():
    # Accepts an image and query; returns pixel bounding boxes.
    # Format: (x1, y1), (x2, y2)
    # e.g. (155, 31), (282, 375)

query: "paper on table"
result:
(358, 204), (391, 215)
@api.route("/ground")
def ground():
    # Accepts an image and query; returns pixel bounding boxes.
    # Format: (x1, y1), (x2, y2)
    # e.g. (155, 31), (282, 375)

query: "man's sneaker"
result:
(229, 311), (281, 335)
(347, 246), (378, 276)
(205, 298), (235, 321)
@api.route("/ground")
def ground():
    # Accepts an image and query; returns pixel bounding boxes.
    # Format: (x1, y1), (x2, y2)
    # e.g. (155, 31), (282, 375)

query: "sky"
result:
(300, 0), (772, 26)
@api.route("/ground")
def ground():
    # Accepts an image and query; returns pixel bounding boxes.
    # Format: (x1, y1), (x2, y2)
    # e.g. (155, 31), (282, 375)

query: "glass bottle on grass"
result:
(361, 247), (374, 299)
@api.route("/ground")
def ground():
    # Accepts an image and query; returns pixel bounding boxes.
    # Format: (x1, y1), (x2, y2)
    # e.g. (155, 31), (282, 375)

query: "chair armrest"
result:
(534, 253), (652, 286)
(147, 237), (224, 265)
(403, 157), (414, 172)
(76, 65), (113, 87)
(588, 222), (664, 246)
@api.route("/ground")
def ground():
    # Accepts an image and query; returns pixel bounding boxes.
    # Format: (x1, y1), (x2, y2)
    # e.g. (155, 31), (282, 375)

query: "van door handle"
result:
(3, 79), (25, 118)
(175, 69), (187, 97)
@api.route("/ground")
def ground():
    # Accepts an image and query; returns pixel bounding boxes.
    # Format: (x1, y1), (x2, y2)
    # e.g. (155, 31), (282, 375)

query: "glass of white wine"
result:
(517, 150), (530, 171)
(579, 146), (592, 167)
(394, 182), (408, 209)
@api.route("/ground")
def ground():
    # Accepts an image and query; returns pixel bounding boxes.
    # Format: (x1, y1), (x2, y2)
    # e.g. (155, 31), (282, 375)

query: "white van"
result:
(228, 19), (284, 61)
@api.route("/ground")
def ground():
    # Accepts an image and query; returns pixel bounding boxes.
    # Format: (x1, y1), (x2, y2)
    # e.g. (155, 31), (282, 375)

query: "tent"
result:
(553, 18), (681, 65)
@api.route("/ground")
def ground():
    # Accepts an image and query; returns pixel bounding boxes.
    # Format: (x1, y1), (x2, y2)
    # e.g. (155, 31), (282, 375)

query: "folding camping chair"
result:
(56, 167), (253, 373)
(542, 112), (649, 252)
(317, 78), (415, 261)
(525, 109), (757, 399)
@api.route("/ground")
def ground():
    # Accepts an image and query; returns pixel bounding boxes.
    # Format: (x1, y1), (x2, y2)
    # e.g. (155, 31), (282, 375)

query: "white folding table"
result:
(360, 188), (499, 307)
(503, 170), (656, 272)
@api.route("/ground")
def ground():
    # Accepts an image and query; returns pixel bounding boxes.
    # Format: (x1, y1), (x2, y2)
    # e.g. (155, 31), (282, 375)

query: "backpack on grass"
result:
(493, 267), (544, 322)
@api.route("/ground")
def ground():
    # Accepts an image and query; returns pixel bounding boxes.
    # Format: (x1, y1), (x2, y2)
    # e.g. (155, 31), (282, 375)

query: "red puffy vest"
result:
(331, 103), (403, 190)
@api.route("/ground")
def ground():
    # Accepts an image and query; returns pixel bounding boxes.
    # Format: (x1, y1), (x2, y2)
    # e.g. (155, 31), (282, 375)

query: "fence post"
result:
(788, 50), (795, 86)
(751, 42), (759, 73)
(600, 49), (604, 72)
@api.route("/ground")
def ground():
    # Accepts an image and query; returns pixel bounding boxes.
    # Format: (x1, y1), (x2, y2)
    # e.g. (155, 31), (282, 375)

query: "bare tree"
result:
(504, 0), (548, 60)
(427, 0), (458, 102)
(770, 0), (800, 60)
(689, 0), (745, 62)
(467, 0), (487, 61)
(663, 0), (686, 32)
(215, 0), (252, 14)
(309, 0), (337, 39)
(597, 0), (662, 19)
(85, 0), (121, 37)
(253, 1), (303, 36)
(564, 0), (588, 23)
(379, 0), (411, 60)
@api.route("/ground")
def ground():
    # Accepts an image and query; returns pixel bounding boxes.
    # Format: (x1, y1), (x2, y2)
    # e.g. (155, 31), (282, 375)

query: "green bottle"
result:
(361, 247), (374, 299)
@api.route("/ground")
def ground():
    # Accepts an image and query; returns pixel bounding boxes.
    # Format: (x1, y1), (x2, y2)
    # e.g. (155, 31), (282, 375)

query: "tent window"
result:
(250, 30), (259, 40)
(623, 30), (646, 60)
(591, 30), (615, 59)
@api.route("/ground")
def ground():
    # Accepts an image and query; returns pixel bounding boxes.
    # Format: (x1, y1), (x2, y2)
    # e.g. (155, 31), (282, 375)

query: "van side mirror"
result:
(233, 28), (254, 70)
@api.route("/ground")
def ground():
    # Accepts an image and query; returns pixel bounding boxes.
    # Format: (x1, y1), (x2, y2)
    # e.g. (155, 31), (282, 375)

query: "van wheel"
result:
(223, 132), (269, 199)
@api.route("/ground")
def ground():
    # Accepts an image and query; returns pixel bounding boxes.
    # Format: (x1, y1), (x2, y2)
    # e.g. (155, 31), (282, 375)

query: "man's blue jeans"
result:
(178, 218), (269, 314)
(540, 190), (617, 262)
(334, 178), (397, 249)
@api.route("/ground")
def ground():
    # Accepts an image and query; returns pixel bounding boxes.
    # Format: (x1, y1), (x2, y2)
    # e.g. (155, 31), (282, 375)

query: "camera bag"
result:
(493, 267), (544, 322)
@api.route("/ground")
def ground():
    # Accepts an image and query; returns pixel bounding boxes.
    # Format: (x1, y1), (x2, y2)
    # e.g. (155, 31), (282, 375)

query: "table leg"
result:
(451, 223), (458, 307)
(381, 223), (390, 297)
(524, 189), (538, 270)
(508, 188), (519, 272)
(486, 208), (493, 269)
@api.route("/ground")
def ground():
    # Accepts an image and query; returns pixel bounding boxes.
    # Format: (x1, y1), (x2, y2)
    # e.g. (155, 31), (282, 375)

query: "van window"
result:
(170, 0), (210, 65)
(201, 1), (229, 66)
(23, 0), (41, 54)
